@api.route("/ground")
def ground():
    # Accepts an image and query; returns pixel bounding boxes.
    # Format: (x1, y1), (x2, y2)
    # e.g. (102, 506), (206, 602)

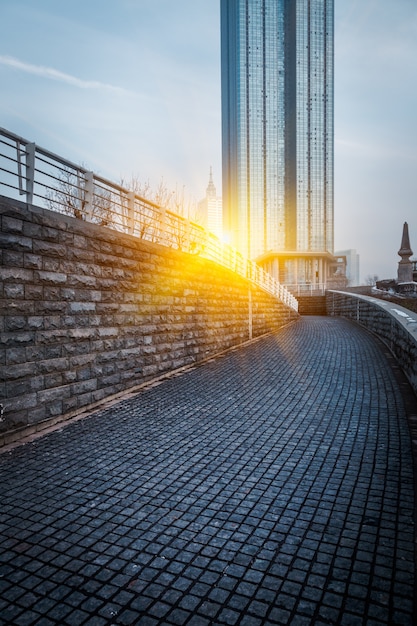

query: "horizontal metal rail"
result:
(0, 127), (298, 311)
(285, 283), (328, 297)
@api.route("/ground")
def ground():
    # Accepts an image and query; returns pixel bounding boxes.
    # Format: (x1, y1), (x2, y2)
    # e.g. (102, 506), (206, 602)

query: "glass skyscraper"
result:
(221, 0), (334, 288)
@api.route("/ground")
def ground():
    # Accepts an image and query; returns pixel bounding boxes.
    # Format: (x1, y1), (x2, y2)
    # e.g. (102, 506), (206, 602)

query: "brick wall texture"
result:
(0, 197), (298, 436)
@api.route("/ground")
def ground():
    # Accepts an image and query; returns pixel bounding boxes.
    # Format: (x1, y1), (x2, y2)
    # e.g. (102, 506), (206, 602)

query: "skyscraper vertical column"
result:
(221, 0), (334, 287)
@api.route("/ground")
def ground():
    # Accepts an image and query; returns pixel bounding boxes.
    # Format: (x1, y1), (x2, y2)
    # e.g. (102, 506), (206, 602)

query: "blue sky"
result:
(1, 0), (416, 283)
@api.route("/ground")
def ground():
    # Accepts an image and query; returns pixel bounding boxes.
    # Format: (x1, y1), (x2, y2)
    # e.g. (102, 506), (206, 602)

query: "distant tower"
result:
(206, 166), (217, 200)
(197, 168), (223, 238)
(397, 222), (414, 283)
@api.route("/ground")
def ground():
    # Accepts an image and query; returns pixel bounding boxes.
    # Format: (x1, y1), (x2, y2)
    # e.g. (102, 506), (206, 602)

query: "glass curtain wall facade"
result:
(221, 0), (334, 287)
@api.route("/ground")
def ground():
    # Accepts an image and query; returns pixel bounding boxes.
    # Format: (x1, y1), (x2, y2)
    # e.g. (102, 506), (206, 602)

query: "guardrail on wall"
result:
(285, 283), (327, 297)
(0, 127), (298, 312)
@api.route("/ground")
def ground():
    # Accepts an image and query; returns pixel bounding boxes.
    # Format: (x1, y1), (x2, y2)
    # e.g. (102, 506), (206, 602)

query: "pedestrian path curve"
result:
(0, 317), (415, 625)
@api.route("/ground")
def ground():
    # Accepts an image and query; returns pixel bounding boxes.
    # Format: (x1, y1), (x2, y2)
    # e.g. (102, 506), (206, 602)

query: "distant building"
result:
(335, 249), (360, 286)
(197, 168), (223, 238)
(221, 0), (335, 289)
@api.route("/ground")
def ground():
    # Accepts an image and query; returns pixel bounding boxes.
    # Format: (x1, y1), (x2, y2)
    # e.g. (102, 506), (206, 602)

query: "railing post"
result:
(25, 142), (35, 204)
(248, 287), (253, 341)
(84, 171), (94, 220)
(127, 191), (135, 235)
(158, 206), (167, 245)
(185, 219), (191, 252)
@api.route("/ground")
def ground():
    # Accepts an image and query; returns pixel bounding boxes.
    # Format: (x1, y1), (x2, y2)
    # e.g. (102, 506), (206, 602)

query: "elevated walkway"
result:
(0, 317), (415, 625)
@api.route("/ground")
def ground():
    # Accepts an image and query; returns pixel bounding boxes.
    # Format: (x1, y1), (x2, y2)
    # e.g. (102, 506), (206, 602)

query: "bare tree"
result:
(44, 166), (200, 241)
(119, 176), (160, 241)
(119, 175), (201, 248)
(45, 167), (87, 218)
(364, 274), (379, 286)
(121, 175), (197, 218)
(46, 166), (117, 229)
(91, 186), (113, 227)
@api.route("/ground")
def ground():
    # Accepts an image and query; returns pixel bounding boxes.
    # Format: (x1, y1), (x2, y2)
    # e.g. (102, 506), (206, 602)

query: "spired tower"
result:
(397, 222), (414, 283)
(197, 168), (223, 238)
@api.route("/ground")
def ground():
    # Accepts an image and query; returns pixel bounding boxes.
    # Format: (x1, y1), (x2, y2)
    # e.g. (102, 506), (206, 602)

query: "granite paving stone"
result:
(0, 317), (415, 624)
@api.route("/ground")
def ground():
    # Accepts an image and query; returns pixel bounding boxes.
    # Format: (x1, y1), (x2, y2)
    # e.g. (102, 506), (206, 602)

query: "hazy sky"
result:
(1, 0), (416, 283)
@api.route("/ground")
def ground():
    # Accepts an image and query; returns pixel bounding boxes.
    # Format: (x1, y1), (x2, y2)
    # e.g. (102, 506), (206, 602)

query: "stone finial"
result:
(397, 222), (414, 283)
(398, 222), (413, 258)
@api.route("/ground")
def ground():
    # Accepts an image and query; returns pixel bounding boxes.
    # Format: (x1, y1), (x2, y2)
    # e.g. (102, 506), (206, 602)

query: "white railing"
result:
(285, 283), (327, 296)
(0, 127), (298, 312)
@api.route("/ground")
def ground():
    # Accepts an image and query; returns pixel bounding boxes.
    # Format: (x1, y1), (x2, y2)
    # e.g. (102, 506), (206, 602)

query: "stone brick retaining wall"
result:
(0, 196), (298, 441)
(327, 290), (417, 397)
(297, 295), (326, 316)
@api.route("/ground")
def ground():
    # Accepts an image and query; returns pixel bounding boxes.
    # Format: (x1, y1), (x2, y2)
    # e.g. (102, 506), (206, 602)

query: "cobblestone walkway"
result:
(0, 317), (415, 625)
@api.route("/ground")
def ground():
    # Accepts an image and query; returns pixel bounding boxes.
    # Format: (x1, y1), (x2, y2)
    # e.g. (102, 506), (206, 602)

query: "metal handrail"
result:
(285, 283), (327, 296)
(0, 127), (298, 311)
